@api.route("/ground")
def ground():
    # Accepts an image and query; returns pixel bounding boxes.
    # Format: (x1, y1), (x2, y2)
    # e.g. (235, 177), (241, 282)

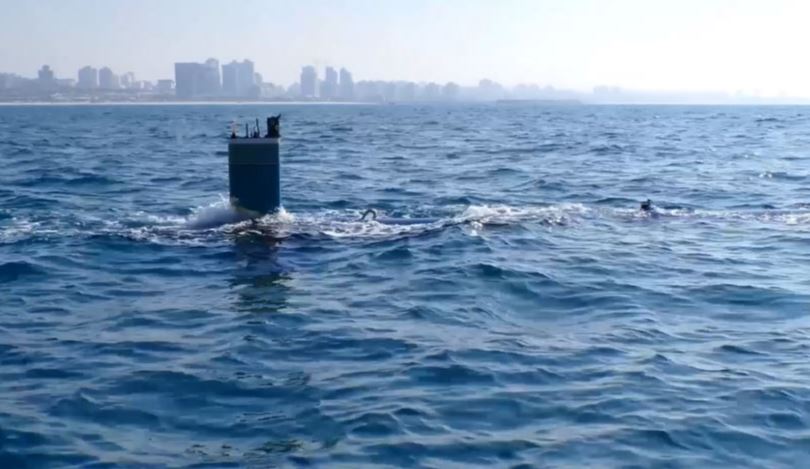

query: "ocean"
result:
(1, 103), (810, 468)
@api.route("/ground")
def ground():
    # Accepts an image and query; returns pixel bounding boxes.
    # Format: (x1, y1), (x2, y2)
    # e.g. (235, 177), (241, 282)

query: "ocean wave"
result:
(15, 173), (118, 188)
(0, 261), (45, 283)
(7, 147), (34, 155)
(758, 171), (806, 181)
(0, 217), (64, 244)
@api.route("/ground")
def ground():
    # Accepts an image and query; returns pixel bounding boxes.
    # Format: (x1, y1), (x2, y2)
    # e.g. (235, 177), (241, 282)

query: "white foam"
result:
(242, 203), (588, 241)
(132, 211), (187, 226)
(761, 211), (810, 226)
(262, 208), (443, 240)
(455, 203), (588, 226)
(259, 207), (296, 225)
(607, 205), (810, 227)
(183, 196), (251, 230)
(0, 217), (45, 244)
(8, 200), (810, 248)
(0, 203), (591, 246)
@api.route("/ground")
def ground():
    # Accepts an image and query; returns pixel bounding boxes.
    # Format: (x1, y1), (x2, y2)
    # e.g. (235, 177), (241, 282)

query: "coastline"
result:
(0, 100), (379, 106)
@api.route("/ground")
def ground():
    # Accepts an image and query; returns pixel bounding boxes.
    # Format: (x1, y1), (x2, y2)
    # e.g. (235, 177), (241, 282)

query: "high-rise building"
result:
(355, 80), (384, 102)
(120, 72), (136, 89)
(237, 60), (254, 96)
(174, 59), (221, 98)
(201, 58), (221, 96)
(174, 62), (201, 98)
(221, 62), (238, 96)
(477, 79), (504, 100)
(222, 60), (255, 97)
(99, 67), (120, 89)
(339, 68), (354, 100)
(422, 82), (441, 101)
(321, 66), (338, 100)
(287, 82), (301, 97)
(77, 66), (98, 89)
(442, 82), (460, 101)
(300, 66), (317, 98)
(0, 73), (26, 90)
(156, 79), (174, 94)
(37, 65), (55, 85)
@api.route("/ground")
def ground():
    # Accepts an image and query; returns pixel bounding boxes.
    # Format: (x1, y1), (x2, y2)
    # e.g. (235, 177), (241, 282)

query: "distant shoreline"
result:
(1, 100), (809, 107)
(0, 100), (378, 107)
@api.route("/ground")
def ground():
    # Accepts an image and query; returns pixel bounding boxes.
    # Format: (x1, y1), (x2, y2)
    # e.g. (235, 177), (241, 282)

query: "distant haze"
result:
(2, 0), (810, 97)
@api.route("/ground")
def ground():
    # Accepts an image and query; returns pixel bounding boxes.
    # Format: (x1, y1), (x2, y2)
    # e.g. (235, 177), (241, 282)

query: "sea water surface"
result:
(1, 104), (810, 468)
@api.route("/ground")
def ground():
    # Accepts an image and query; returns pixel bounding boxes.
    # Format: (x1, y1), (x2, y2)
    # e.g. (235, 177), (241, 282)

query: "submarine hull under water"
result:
(228, 138), (280, 216)
(377, 217), (439, 225)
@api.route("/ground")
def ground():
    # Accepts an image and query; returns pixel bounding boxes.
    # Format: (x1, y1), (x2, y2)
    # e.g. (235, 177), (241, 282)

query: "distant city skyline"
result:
(3, 0), (810, 99)
(4, 57), (810, 104)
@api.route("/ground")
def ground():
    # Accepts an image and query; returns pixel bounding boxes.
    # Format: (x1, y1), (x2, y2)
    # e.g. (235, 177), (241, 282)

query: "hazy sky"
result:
(2, 0), (809, 96)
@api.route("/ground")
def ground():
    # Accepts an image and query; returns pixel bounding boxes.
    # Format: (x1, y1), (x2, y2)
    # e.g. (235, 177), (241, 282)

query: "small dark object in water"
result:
(640, 199), (653, 211)
(360, 208), (377, 221)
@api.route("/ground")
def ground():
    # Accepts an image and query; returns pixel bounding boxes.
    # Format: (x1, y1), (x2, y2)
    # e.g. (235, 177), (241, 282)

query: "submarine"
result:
(228, 116), (441, 226)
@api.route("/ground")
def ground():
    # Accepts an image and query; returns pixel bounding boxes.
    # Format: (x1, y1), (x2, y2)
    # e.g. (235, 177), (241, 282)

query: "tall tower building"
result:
(174, 62), (202, 98)
(322, 66), (338, 100)
(300, 66), (317, 98)
(37, 65), (55, 85)
(222, 60), (256, 97)
(99, 67), (120, 89)
(222, 62), (238, 96)
(77, 66), (98, 89)
(175, 59), (223, 98)
(339, 68), (354, 100)
(200, 58), (221, 96)
(120, 72), (136, 89)
(236, 60), (255, 96)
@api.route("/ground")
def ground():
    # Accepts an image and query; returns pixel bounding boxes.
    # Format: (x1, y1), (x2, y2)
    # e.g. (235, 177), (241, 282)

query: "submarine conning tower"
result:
(228, 115), (282, 216)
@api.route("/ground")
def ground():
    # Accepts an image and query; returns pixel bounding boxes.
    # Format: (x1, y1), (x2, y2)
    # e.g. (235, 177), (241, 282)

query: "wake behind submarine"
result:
(227, 116), (440, 225)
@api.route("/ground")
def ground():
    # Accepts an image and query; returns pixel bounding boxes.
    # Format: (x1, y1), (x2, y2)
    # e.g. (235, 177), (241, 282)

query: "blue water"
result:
(2, 104), (810, 468)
